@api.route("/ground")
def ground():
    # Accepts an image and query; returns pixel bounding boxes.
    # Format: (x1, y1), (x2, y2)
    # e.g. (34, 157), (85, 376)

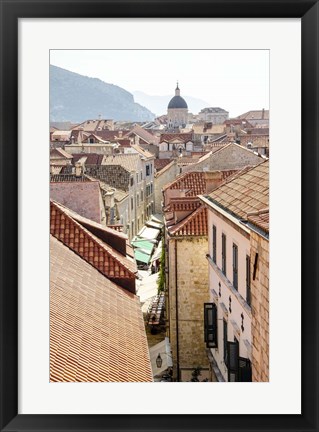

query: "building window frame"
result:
(223, 319), (228, 364)
(233, 243), (238, 290)
(246, 255), (251, 306)
(204, 303), (218, 348)
(222, 233), (227, 276)
(212, 225), (217, 263)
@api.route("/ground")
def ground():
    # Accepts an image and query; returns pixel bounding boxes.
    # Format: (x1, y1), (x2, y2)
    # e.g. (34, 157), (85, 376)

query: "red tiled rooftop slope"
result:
(207, 160), (269, 220)
(164, 197), (202, 213)
(247, 208), (269, 233)
(50, 235), (153, 382)
(154, 158), (172, 172)
(50, 200), (137, 293)
(160, 132), (193, 142)
(168, 206), (207, 237)
(72, 153), (105, 165)
(163, 172), (206, 196)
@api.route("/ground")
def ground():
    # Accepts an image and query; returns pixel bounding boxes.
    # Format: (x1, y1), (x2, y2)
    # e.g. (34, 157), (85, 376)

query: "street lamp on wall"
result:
(156, 353), (163, 368)
(155, 352), (173, 369)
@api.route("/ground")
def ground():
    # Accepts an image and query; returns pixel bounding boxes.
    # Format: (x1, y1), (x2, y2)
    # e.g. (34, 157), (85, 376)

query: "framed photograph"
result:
(0, 0), (318, 431)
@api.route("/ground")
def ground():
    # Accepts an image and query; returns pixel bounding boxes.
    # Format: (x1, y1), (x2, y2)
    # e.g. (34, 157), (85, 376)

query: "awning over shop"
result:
(151, 241), (162, 263)
(138, 226), (161, 241)
(131, 239), (156, 253)
(134, 249), (151, 265)
(146, 221), (163, 230)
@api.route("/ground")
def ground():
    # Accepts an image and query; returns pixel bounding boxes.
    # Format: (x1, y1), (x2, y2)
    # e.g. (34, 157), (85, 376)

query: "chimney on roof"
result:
(262, 108), (265, 119)
(118, 130), (123, 138)
(204, 171), (224, 193)
(75, 162), (82, 177)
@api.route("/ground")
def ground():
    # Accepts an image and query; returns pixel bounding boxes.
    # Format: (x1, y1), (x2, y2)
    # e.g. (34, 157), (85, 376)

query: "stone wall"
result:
(250, 231), (269, 382)
(182, 143), (263, 173)
(167, 237), (210, 381)
(154, 162), (177, 214)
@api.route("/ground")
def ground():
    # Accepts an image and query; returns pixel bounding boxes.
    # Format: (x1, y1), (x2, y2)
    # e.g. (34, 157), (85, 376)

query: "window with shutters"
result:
(227, 338), (252, 382)
(227, 338), (239, 382)
(212, 225), (217, 263)
(233, 243), (238, 290)
(223, 319), (228, 364)
(238, 357), (252, 382)
(246, 255), (251, 306)
(204, 303), (218, 348)
(222, 233), (226, 276)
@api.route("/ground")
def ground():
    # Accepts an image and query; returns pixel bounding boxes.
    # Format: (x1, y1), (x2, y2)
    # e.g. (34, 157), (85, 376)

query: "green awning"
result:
(134, 249), (151, 264)
(131, 239), (155, 252)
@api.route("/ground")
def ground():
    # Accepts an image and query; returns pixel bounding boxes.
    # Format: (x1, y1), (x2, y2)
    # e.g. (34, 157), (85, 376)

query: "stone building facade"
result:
(166, 234), (210, 381)
(198, 107), (229, 124)
(165, 206), (210, 381)
(154, 160), (178, 214)
(249, 211), (269, 382)
(199, 161), (269, 382)
(182, 142), (264, 174)
(85, 154), (155, 240)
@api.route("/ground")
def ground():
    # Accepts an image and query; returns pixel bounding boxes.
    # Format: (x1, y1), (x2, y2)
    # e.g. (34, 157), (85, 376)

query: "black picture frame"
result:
(0, 1), (318, 431)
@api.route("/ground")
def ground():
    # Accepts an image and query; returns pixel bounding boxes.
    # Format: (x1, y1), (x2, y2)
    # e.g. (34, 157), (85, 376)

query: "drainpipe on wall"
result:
(175, 239), (180, 382)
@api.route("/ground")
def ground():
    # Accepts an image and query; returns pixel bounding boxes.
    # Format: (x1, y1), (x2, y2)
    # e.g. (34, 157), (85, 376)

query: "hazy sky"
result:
(50, 50), (269, 118)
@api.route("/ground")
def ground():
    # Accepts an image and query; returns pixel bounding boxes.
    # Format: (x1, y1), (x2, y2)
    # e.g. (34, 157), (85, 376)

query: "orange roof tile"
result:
(50, 235), (153, 382)
(163, 171), (207, 196)
(168, 206), (208, 237)
(50, 200), (137, 293)
(165, 197), (202, 213)
(247, 208), (269, 233)
(207, 160), (269, 220)
(160, 132), (193, 143)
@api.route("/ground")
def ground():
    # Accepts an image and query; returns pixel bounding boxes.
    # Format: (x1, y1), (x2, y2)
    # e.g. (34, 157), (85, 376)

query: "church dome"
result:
(167, 83), (188, 109)
(168, 95), (188, 109)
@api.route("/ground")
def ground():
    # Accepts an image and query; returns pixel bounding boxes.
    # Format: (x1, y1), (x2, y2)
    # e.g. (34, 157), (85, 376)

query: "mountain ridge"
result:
(50, 65), (155, 123)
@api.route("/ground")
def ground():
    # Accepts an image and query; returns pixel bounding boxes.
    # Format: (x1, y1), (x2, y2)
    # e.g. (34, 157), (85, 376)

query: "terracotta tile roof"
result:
(50, 147), (73, 159)
(58, 205), (130, 256)
(224, 119), (254, 128)
(168, 206), (207, 236)
(160, 132), (193, 143)
(125, 125), (159, 145)
(50, 174), (90, 182)
(177, 156), (200, 165)
(238, 135), (269, 148)
(102, 154), (140, 172)
(50, 200), (137, 293)
(191, 151), (210, 157)
(154, 159), (172, 172)
(50, 181), (103, 224)
(50, 235), (153, 382)
(207, 160), (269, 220)
(247, 208), (269, 233)
(163, 171), (207, 196)
(117, 139), (131, 147)
(72, 153), (105, 165)
(236, 110), (269, 120)
(165, 197), (202, 213)
(95, 130), (130, 141)
(82, 133), (109, 143)
(130, 144), (154, 159)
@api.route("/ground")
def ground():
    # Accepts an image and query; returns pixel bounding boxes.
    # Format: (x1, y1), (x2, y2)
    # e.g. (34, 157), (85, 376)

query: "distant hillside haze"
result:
(50, 65), (155, 123)
(132, 90), (211, 116)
